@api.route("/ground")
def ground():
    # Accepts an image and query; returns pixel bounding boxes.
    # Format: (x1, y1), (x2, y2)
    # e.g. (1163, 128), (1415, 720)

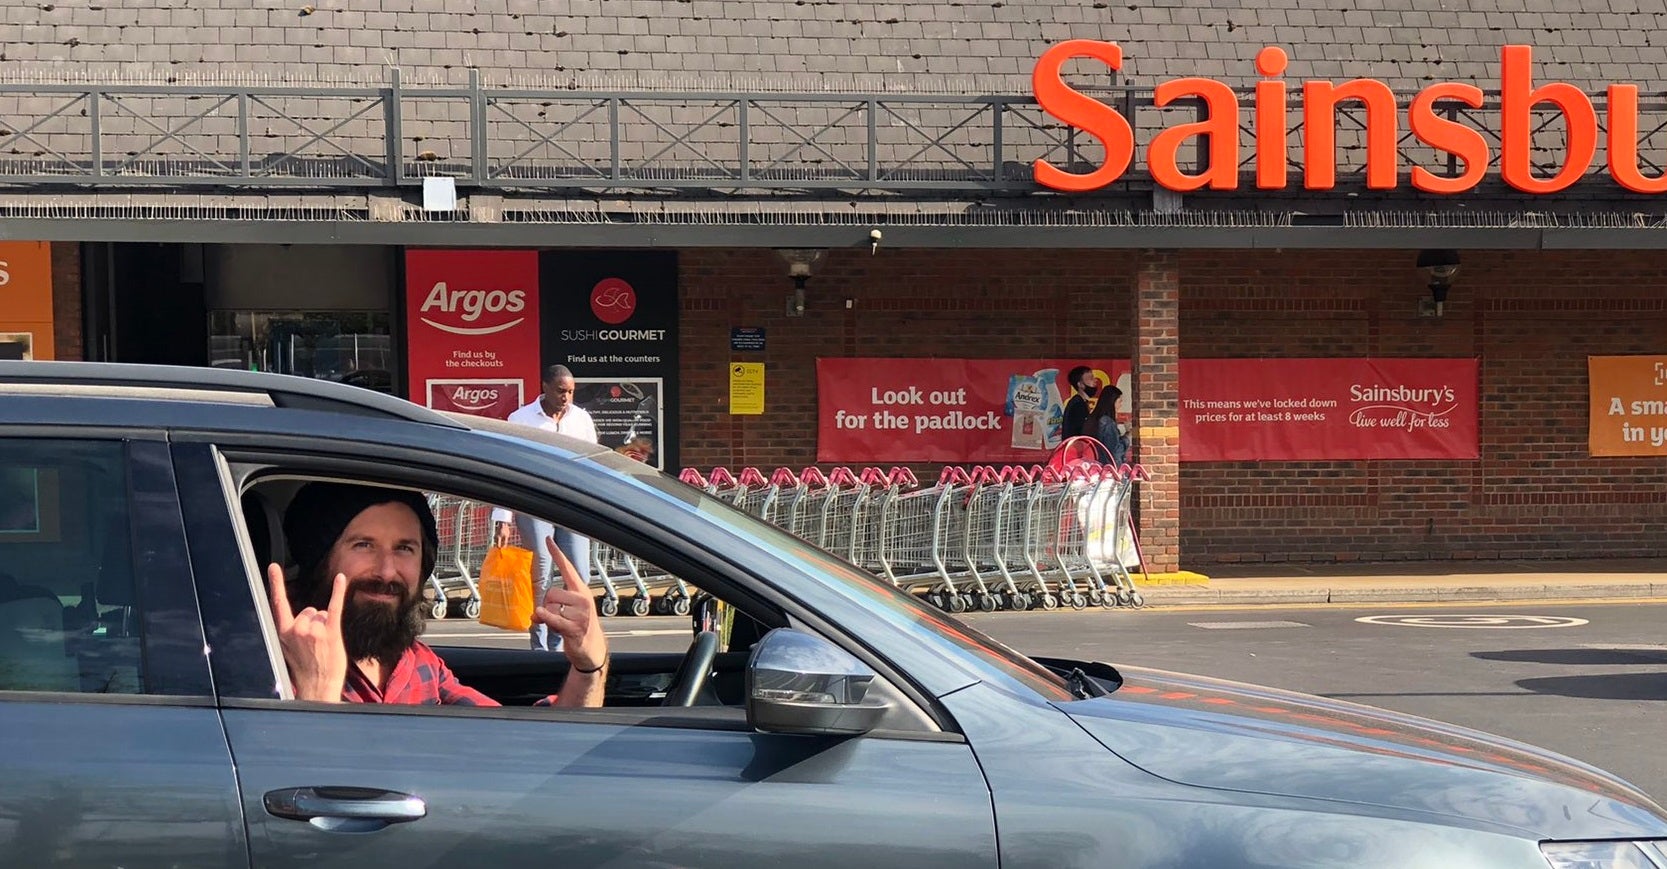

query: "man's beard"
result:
(303, 570), (426, 664)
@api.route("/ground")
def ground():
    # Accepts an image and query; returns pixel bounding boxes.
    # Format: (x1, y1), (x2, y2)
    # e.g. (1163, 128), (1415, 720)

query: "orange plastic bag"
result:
(477, 545), (535, 632)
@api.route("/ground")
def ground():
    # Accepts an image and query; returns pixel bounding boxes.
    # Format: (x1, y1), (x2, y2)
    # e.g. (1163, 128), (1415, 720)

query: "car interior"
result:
(0, 452), (143, 695)
(238, 474), (780, 712)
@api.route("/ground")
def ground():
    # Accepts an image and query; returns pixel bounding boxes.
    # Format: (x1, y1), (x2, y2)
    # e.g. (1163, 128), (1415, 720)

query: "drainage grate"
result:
(1187, 620), (1310, 630)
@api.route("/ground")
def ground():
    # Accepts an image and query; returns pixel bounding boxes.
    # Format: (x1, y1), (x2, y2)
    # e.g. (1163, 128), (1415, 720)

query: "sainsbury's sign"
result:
(1033, 42), (1663, 195)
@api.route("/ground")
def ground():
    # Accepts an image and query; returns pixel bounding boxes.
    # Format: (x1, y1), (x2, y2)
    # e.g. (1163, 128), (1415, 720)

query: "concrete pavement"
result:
(1138, 558), (1667, 607)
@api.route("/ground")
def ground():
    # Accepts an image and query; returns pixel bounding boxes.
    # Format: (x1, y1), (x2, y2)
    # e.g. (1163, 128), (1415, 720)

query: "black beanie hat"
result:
(282, 482), (439, 582)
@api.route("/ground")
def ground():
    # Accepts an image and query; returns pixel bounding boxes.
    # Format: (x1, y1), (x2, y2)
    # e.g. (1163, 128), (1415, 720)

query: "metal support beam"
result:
(0, 216), (1605, 249)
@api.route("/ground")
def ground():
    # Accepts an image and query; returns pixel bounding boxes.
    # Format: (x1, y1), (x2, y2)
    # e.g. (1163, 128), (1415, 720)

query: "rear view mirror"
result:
(745, 628), (889, 736)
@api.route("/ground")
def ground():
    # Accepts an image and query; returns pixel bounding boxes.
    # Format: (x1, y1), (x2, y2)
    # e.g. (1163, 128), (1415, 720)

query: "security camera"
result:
(869, 228), (882, 255)
(1416, 249), (1460, 286)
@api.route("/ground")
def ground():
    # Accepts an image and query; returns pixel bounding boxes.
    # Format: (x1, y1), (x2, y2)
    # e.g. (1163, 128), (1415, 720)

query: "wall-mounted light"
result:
(1416, 249), (1460, 317)
(775, 248), (826, 318)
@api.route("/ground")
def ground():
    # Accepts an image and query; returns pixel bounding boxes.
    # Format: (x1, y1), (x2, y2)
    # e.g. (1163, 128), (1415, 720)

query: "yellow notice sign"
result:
(1589, 355), (1667, 456)
(730, 362), (765, 415)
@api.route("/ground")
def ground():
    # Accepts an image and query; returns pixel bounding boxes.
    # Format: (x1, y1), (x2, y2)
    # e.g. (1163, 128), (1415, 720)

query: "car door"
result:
(0, 435), (246, 868)
(171, 442), (998, 869)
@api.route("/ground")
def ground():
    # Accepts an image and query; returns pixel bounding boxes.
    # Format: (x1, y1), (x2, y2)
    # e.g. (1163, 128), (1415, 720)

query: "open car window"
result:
(227, 469), (786, 715)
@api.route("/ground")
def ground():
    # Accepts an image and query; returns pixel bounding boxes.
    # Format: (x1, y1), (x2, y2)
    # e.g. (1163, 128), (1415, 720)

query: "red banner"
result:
(404, 249), (542, 420)
(1179, 358), (1479, 461)
(817, 358), (1131, 463)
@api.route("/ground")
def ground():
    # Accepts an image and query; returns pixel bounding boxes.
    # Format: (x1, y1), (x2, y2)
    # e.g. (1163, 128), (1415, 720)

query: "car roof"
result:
(0, 360), (464, 426)
(0, 360), (608, 460)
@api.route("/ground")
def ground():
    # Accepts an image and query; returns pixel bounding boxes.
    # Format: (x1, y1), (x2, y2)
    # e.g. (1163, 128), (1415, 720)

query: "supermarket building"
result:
(1, 1), (1665, 571)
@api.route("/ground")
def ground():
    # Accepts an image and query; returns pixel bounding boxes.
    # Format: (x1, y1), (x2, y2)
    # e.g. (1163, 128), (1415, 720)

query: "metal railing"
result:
(0, 73), (1654, 194)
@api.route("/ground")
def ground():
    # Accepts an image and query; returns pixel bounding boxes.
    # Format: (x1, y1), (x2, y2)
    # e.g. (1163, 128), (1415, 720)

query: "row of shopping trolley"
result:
(421, 496), (696, 620)
(678, 461), (1149, 612)
(419, 457), (1148, 619)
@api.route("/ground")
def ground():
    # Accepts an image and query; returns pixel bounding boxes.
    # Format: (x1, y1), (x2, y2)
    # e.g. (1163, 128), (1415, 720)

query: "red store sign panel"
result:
(818, 358), (1131, 464)
(404, 249), (542, 419)
(1179, 358), (1480, 462)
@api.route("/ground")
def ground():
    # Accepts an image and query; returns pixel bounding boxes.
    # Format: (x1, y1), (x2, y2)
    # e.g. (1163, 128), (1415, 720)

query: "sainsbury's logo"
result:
(419, 281), (528, 335)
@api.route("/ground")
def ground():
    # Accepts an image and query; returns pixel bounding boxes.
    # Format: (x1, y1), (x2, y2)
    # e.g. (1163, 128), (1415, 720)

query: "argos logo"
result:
(419, 281), (528, 335)
(427, 379), (522, 418)
(449, 385), (502, 411)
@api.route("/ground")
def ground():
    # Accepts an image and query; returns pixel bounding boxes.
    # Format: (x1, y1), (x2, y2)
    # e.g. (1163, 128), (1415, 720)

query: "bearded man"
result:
(267, 482), (606, 707)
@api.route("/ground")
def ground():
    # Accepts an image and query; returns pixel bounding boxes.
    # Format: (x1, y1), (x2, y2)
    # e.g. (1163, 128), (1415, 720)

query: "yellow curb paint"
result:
(1133, 571), (1211, 586)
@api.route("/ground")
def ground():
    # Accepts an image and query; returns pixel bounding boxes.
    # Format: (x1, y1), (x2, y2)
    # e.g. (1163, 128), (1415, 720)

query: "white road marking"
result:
(1187, 620), (1310, 630)
(1355, 614), (1589, 629)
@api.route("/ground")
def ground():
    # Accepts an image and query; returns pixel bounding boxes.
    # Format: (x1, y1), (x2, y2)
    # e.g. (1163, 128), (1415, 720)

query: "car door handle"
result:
(264, 787), (427, 832)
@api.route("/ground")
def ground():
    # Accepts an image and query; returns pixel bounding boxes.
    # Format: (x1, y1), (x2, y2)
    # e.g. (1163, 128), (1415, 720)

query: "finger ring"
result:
(558, 605), (568, 617)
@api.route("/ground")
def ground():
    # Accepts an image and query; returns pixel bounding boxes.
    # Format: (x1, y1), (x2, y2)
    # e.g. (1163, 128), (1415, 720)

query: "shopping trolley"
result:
(951, 466), (1015, 612)
(424, 493), (483, 620)
(872, 466), (966, 609)
(1081, 463), (1147, 608)
(810, 467), (867, 558)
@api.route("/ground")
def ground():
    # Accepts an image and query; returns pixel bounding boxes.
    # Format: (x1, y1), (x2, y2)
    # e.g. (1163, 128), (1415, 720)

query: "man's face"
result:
(1078, 374), (1099, 394)
(319, 502), (426, 661)
(543, 375), (576, 411)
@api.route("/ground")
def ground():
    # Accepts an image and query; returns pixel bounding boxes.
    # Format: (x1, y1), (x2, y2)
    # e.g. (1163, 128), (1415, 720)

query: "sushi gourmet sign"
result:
(1032, 42), (1664, 194)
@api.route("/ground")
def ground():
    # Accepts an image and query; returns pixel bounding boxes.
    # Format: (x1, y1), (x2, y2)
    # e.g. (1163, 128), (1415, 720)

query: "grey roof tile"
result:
(0, 0), (1662, 100)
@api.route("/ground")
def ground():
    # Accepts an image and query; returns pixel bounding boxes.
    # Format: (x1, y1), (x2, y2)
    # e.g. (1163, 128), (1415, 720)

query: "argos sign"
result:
(417, 282), (528, 335)
(1033, 43), (1661, 195)
(405, 249), (541, 419)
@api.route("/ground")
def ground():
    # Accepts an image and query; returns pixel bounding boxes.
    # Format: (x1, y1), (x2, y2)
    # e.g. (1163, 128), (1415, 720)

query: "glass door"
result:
(208, 311), (394, 394)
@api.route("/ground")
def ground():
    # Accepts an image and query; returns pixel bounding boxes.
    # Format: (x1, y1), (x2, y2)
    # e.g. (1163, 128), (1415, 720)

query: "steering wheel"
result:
(663, 631), (720, 707)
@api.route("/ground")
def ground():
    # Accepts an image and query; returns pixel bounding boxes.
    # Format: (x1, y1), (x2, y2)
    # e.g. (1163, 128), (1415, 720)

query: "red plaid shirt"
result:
(342, 641), (556, 706)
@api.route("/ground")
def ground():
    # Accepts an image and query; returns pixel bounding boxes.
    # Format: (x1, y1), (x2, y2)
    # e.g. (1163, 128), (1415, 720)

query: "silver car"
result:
(1, 361), (1664, 868)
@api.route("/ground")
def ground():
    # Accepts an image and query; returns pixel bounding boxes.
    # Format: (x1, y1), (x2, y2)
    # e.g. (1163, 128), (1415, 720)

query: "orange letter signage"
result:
(1499, 44), (1596, 194)
(1605, 84), (1667, 194)
(1408, 83), (1489, 194)
(1148, 78), (1240, 190)
(1302, 78), (1399, 190)
(1029, 42), (1643, 196)
(1031, 40), (1136, 192)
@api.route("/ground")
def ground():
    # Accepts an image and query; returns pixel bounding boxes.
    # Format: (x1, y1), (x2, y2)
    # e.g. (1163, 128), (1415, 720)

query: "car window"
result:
(228, 470), (780, 712)
(0, 440), (144, 694)
(454, 424), (1074, 701)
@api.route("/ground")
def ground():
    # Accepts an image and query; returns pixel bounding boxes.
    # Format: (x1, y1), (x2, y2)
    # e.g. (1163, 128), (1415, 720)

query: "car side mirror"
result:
(745, 628), (889, 736)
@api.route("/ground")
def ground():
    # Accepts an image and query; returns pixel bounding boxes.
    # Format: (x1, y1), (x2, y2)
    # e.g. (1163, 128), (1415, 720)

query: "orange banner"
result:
(0, 242), (54, 361)
(1588, 355), (1667, 457)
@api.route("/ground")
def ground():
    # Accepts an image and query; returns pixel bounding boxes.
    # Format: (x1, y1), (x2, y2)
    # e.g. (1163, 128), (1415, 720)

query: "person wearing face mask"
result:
(1061, 365), (1102, 441)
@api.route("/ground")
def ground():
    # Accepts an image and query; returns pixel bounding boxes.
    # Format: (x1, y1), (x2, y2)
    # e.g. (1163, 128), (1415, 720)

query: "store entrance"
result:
(208, 311), (393, 393)
(93, 243), (398, 394)
(106, 243), (210, 368)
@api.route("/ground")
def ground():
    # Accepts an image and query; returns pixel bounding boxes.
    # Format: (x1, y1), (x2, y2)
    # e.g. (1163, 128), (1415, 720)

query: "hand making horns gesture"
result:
(267, 563), (348, 703)
(533, 536), (608, 675)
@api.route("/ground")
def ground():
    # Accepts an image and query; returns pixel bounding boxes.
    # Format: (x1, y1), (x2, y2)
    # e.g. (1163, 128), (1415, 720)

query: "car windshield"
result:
(454, 414), (1073, 699)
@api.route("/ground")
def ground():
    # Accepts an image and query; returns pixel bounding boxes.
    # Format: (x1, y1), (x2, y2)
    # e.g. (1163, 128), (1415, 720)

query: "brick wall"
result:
(680, 246), (1667, 567)
(1132, 251), (1180, 572)
(678, 247), (1135, 471)
(50, 242), (82, 361)
(1179, 249), (1667, 564)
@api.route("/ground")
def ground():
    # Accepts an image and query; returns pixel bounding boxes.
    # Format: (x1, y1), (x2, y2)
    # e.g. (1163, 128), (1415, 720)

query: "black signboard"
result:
(730, 327), (766, 352)
(540, 251), (679, 471)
